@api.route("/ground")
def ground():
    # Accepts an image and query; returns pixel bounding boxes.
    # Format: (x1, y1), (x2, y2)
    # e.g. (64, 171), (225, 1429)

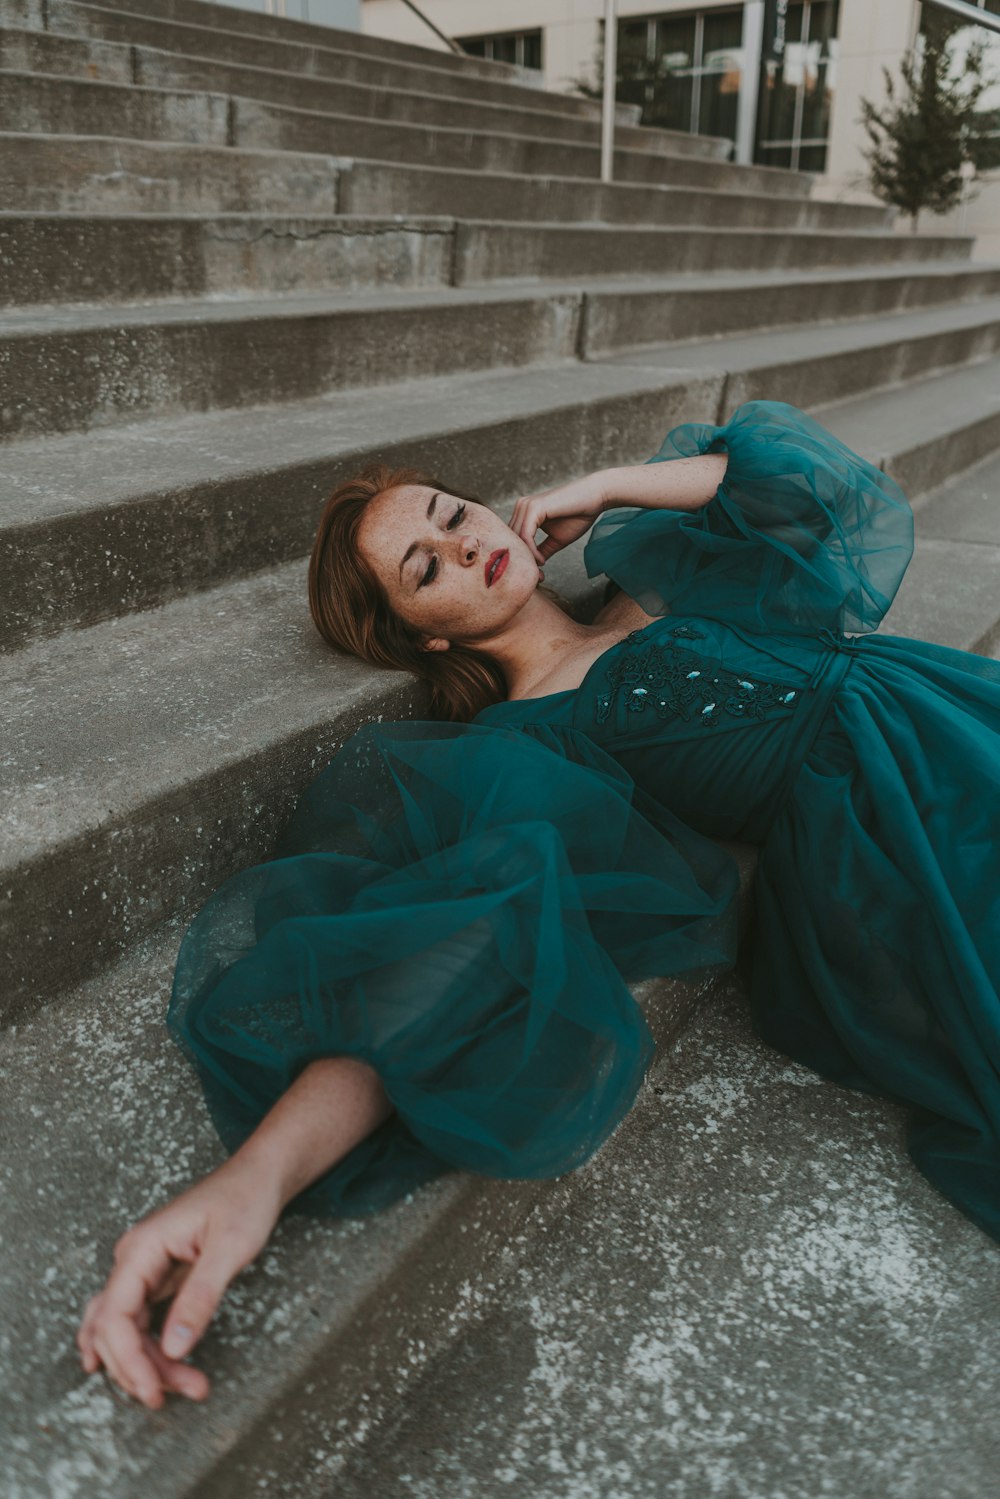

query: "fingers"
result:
(82, 1325), (210, 1407)
(143, 1332), (210, 1402)
(159, 1244), (245, 1362)
(78, 1233), (175, 1407)
(510, 498), (547, 564)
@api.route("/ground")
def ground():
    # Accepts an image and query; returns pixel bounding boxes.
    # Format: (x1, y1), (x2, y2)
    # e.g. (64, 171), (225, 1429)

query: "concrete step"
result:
(0, 21), (798, 189)
(12, 0), (729, 157)
(577, 261), (998, 356)
(0, 212), (978, 308)
(599, 296), (1000, 425)
(3, 362), (999, 1011)
(0, 133), (895, 231)
(778, 351), (1000, 508)
(324, 976), (1000, 1499)
(815, 398), (1000, 656)
(0, 131), (350, 214)
(4, 308), (1000, 651)
(1, 68), (750, 192)
(0, 281), (587, 441)
(4, 272), (1000, 443)
(337, 158), (893, 231)
(456, 225), (971, 288)
(0, 876), (755, 1497)
(0, 210), (456, 305)
(0, 0), (601, 102)
(912, 441), (1000, 544)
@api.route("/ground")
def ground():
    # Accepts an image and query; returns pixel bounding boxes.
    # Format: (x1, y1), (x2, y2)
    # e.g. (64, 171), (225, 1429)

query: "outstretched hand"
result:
(510, 471), (608, 566)
(77, 1161), (283, 1409)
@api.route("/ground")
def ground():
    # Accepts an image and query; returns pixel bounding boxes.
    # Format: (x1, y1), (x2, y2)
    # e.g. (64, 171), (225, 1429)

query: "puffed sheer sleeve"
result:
(167, 718), (740, 1219)
(583, 399), (914, 635)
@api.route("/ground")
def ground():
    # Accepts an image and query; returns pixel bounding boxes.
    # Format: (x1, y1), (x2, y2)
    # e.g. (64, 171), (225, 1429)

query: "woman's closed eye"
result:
(420, 503), (467, 587)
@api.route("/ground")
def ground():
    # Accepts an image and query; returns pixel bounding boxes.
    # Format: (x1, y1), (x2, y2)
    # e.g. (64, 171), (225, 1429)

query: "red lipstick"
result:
(485, 549), (508, 588)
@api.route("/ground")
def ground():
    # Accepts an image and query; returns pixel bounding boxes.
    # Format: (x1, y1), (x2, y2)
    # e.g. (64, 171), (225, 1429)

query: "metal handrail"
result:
(924, 0), (1000, 36)
(397, 0), (465, 56)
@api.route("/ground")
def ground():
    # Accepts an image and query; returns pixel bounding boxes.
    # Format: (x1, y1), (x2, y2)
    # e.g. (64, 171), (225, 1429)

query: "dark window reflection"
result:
(618, 6), (746, 152)
(754, 0), (839, 172)
(456, 29), (543, 71)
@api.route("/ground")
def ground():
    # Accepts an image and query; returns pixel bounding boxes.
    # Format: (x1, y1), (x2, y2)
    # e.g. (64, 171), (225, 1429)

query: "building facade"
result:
(361, 0), (1000, 255)
(214, 0), (359, 28)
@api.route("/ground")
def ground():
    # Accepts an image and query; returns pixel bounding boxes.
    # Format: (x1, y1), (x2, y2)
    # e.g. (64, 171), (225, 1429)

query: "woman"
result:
(77, 400), (1000, 1409)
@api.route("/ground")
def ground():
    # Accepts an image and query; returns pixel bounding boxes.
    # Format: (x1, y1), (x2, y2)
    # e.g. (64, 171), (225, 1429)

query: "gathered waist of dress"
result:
(753, 631), (864, 839)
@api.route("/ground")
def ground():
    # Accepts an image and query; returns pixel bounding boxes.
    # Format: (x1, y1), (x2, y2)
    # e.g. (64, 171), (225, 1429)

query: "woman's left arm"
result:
(511, 453), (729, 564)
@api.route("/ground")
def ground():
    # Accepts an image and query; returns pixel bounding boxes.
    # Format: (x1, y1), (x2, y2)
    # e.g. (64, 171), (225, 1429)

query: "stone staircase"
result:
(2, 0), (1000, 1492)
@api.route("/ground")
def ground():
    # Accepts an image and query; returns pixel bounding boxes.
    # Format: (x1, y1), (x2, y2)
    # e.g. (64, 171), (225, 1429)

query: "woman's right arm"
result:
(77, 1056), (392, 1409)
(511, 453), (729, 564)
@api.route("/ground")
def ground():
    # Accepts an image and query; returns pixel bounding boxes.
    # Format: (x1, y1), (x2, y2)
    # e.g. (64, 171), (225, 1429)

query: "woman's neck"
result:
(469, 591), (614, 700)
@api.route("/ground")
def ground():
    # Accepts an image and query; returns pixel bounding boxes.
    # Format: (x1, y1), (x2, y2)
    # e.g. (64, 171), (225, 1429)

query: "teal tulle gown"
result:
(168, 401), (1000, 1246)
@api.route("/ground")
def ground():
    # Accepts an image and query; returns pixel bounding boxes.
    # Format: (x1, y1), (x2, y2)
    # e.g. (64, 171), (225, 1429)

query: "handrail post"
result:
(601, 0), (618, 182)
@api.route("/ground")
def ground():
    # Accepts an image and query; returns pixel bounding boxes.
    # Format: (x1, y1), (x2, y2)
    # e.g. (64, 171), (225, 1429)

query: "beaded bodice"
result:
(474, 612), (865, 844)
(594, 623), (802, 730)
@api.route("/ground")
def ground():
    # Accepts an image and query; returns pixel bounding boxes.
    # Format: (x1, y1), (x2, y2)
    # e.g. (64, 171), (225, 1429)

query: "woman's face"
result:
(357, 484), (543, 650)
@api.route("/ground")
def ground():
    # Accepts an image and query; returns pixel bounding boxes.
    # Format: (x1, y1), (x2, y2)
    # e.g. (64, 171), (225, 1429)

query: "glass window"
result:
(492, 34), (518, 66)
(754, 1), (840, 172)
(617, 7), (744, 148)
(456, 29), (544, 71)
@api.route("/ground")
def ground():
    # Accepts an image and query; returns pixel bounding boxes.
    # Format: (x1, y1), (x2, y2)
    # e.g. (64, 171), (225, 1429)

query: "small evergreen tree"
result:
(859, 11), (1000, 233)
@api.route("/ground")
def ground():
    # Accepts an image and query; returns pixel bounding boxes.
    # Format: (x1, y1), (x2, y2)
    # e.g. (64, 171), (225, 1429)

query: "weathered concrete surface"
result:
(600, 300), (1000, 433)
(801, 354), (1000, 502)
(0, 211), (458, 305)
(0, 283), (588, 440)
(0, 25), (675, 152)
(883, 445), (1000, 653)
(577, 261), (999, 354)
(0, 69), (231, 144)
(0, 132), (348, 215)
(0, 874), (756, 1498)
(3, 0), (724, 140)
(0, 363), (721, 646)
(0, 16), (797, 186)
(455, 222), (972, 287)
(325, 978), (1000, 1499)
(913, 443), (1000, 546)
(4, 214), (967, 307)
(0, 68), (736, 190)
(881, 538), (1000, 655)
(0, 19), (134, 80)
(339, 161), (895, 233)
(0, 134), (886, 227)
(7, 271), (1000, 441)
(0, 561), (431, 1021)
(5, 0), (610, 109)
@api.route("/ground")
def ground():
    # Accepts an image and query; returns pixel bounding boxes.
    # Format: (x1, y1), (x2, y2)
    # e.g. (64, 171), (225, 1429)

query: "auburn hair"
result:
(309, 462), (562, 723)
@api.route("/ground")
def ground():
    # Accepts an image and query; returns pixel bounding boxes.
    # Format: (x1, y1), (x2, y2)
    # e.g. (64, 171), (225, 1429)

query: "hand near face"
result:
(510, 472), (609, 564)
